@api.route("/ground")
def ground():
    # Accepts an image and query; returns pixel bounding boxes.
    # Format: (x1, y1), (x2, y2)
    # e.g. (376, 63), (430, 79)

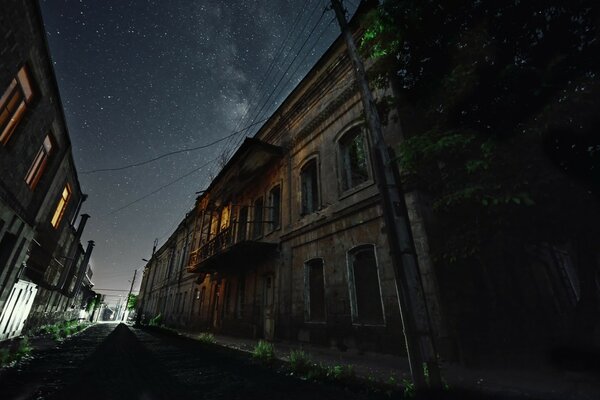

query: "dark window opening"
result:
(269, 185), (281, 229)
(349, 246), (384, 324)
(300, 159), (319, 215)
(339, 128), (369, 191)
(305, 258), (326, 322)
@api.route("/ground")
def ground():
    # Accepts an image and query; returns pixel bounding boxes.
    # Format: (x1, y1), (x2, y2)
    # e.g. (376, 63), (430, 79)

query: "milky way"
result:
(39, 0), (358, 302)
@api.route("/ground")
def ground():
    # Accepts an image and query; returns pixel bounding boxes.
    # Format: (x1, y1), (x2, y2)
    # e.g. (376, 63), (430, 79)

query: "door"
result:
(212, 282), (221, 329)
(0, 279), (37, 340)
(263, 275), (275, 340)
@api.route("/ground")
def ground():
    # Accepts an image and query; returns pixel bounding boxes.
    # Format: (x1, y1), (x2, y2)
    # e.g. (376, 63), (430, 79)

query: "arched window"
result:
(347, 245), (384, 324)
(339, 127), (369, 192)
(300, 158), (319, 215)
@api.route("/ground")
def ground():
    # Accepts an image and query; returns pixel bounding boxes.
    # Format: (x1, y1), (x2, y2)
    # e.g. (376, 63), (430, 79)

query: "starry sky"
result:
(38, 0), (359, 303)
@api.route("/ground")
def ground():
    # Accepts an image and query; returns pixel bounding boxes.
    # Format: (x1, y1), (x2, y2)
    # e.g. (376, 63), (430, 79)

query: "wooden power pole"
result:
(330, 0), (441, 390)
(122, 269), (137, 322)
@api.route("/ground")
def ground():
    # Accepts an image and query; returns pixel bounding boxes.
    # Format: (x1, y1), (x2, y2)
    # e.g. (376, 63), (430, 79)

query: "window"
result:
(300, 159), (319, 215)
(237, 206), (248, 241)
(194, 288), (200, 300)
(253, 197), (264, 238)
(50, 184), (71, 228)
(304, 258), (326, 322)
(25, 134), (53, 189)
(347, 245), (384, 324)
(1, 66), (34, 145)
(339, 128), (369, 191)
(268, 185), (281, 230)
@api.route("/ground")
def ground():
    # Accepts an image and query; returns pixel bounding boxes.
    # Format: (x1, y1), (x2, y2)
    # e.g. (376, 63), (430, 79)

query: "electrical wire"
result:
(222, 0), (327, 157)
(81, 117), (269, 174)
(103, 156), (218, 217)
(228, 4), (330, 153)
(220, 0), (315, 155)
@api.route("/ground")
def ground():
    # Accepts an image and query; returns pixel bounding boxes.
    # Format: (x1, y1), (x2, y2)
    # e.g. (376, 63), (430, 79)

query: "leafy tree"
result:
(361, 0), (600, 355)
(127, 294), (138, 310)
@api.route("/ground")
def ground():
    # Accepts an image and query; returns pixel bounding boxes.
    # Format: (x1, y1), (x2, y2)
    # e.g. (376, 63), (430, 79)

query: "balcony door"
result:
(237, 206), (248, 242)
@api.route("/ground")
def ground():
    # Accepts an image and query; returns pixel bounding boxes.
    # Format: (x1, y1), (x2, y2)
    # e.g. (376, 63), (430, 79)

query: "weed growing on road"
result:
(0, 337), (32, 368)
(289, 350), (311, 374)
(402, 378), (416, 399)
(197, 332), (216, 344)
(38, 320), (88, 341)
(252, 340), (275, 364)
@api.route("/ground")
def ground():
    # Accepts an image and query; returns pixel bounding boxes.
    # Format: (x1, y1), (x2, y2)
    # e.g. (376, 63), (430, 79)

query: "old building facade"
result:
(138, 2), (444, 356)
(0, 0), (94, 340)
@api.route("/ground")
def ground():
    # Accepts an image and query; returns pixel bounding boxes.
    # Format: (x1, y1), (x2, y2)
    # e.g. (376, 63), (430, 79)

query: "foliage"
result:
(86, 294), (101, 312)
(149, 313), (162, 326)
(401, 378), (416, 399)
(361, 0), (600, 265)
(38, 320), (87, 341)
(288, 349), (312, 375)
(126, 294), (138, 310)
(197, 332), (216, 344)
(252, 340), (275, 364)
(0, 337), (32, 368)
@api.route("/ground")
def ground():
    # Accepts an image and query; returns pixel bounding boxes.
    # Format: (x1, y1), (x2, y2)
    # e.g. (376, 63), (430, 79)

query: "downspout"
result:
(65, 240), (95, 298)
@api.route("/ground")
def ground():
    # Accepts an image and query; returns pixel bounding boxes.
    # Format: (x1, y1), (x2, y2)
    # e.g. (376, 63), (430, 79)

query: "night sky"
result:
(38, 0), (359, 303)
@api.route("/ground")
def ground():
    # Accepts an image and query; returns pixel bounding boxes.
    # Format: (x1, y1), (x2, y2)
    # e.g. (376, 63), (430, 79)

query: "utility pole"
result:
(330, 0), (441, 390)
(122, 269), (137, 322)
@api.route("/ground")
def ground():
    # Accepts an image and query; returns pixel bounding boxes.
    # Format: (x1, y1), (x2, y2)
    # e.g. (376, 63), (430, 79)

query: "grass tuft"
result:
(252, 340), (275, 364)
(197, 332), (216, 344)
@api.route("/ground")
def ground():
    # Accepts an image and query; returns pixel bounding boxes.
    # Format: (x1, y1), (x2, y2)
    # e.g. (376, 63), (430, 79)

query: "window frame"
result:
(24, 133), (53, 190)
(50, 183), (72, 229)
(267, 183), (281, 232)
(346, 244), (386, 326)
(299, 156), (320, 217)
(252, 196), (264, 239)
(303, 257), (327, 323)
(0, 65), (35, 145)
(336, 124), (372, 196)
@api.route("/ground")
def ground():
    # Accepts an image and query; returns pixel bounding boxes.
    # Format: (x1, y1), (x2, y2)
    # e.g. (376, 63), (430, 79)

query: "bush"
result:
(289, 350), (312, 374)
(252, 340), (275, 363)
(197, 332), (216, 344)
(149, 313), (162, 326)
(0, 348), (11, 367)
(0, 337), (32, 368)
(16, 337), (31, 359)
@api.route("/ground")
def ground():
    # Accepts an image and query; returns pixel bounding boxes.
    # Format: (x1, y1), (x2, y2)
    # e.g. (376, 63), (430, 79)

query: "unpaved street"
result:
(0, 324), (377, 400)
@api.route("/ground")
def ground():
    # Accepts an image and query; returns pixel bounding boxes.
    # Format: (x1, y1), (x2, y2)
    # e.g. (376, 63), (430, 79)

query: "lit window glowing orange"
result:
(51, 184), (71, 228)
(0, 66), (34, 145)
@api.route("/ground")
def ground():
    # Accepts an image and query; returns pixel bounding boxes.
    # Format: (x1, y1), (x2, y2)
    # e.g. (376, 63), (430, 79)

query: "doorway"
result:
(263, 275), (275, 340)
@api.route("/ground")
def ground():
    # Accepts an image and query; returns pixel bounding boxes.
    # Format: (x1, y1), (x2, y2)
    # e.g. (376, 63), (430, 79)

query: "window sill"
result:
(304, 320), (327, 325)
(351, 321), (386, 327)
(338, 179), (375, 201)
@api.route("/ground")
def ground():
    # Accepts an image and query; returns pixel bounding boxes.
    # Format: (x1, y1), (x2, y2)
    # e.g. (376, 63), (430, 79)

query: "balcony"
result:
(188, 217), (278, 273)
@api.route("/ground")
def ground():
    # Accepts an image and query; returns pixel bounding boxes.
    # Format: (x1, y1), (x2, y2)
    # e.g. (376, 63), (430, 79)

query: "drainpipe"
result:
(58, 214), (90, 291)
(65, 240), (95, 298)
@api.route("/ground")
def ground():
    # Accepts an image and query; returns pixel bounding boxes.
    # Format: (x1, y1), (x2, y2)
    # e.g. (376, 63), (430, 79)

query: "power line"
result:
(220, 0), (315, 156)
(254, 18), (335, 126)
(229, 4), (330, 153)
(103, 156), (217, 217)
(81, 117), (269, 174)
